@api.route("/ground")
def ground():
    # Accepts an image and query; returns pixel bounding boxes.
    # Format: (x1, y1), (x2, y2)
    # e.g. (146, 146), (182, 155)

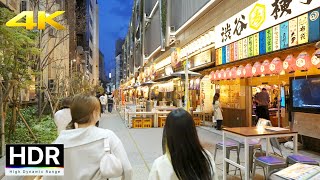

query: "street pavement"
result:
(1, 109), (319, 180)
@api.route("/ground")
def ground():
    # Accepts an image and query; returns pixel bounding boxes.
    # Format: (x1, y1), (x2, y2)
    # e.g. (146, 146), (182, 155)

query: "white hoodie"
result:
(43, 126), (132, 180)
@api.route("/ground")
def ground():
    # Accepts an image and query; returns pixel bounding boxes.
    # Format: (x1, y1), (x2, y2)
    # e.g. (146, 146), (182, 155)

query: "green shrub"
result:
(5, 106), (58, 144)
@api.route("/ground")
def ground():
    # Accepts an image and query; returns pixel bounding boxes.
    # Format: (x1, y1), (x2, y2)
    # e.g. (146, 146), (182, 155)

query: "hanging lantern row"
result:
(210, 50), (319, 81)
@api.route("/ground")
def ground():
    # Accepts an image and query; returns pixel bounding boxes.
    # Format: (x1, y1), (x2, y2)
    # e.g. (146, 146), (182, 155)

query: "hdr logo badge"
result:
(5, 144), (64, 176)
(6, 11), (65, 30)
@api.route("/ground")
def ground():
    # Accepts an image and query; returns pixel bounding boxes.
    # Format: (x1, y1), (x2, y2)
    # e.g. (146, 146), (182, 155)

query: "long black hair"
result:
(163, 109), (213, 180)
(213, 93), (220, 104)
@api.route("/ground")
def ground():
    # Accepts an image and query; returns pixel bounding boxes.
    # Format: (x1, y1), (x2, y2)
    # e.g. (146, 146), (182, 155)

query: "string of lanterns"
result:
(210, 50), (320, 81)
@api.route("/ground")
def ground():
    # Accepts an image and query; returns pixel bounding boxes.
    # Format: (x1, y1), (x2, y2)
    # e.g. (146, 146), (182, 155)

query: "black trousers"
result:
(216, 120), (223, 130)
(108, 103), (113, 112)
(256, 106), (270, 120)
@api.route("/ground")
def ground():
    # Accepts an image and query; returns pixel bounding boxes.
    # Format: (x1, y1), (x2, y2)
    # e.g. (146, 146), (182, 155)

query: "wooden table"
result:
(222, 127), (298, 180)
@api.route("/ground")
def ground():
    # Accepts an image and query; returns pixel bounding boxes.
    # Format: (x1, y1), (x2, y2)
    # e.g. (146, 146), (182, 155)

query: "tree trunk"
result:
(0, 82), (4, 156)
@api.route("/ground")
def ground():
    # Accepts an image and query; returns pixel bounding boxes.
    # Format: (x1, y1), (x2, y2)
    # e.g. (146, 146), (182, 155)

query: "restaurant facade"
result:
(121, 0), (320, 152)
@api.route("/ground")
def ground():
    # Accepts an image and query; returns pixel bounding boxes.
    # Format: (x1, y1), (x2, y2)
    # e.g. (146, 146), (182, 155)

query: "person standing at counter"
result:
(255, 88), (270, 120)
(213, 93), (223, 130)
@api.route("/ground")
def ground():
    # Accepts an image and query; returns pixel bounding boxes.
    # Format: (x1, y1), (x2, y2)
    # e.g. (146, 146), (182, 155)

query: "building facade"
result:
(122, 0), (320, 151)
(99, 50), (107, 87)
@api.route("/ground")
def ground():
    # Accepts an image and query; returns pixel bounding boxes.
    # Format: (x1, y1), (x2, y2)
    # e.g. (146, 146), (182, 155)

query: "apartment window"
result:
(21, 0), (27, 12)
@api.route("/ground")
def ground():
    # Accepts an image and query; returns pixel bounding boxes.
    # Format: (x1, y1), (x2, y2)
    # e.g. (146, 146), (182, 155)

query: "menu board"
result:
(309, 8), (320, 42)
(266, 27), (273, 53)
(259, 30), (266, 55)
(219, 84), (241, 109)
(280, 21), (289, 49)
(234, 41), (238, 61)
(230, 43), (234, 62)
(243, 37), (248, 59)
(238, 39), (243, 60)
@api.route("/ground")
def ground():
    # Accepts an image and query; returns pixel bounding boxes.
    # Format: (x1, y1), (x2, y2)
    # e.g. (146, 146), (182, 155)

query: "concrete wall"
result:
(176, 0), (257, 47)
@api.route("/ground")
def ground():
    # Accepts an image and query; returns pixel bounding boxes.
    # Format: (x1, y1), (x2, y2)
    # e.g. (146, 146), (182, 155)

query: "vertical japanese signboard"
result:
(280, 21), (289, 49)
(266, 28), (273, 53)
(230, 43), (234, 62)
(243, 38), (248, 59)
(298, 13), (309, 44)
(259, 30), (266, 55)
(289, 18), (298, 47)
(308, 8), (320, 42)
(253, 33), (259, 56)
(273, 25), (280, 51)
(248, 35), (254, 57)
(238, 39), (243, 60)
(234, 42), (238, 61)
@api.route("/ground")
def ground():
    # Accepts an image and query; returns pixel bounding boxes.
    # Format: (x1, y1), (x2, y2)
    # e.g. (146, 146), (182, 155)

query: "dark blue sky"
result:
(99, 0), (133, 74)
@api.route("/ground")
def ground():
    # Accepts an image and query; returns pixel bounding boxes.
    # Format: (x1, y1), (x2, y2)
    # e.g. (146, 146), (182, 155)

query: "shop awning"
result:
(154, 75), (175, 82)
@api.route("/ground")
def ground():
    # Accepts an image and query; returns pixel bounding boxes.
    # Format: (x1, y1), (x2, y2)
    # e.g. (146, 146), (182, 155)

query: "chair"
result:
(239, 118), (270, 172)
(214, 141), (241, 175)
(252, 138), (286, 179)
(286, 155), (319, 166)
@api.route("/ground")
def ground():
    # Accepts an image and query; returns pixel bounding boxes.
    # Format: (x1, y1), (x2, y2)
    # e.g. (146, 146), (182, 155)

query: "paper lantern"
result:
(231, 67), (237, 79)
(311, 49), (320, 69)
(261, 60), (271, 75)
(270, 57), (283, 75)
(210, 71), (215, 81)
(283, 54), (296, 73)
(295, 51), (311, 71)
(244, 64), (253, 78)
(252, 62), (262, 76)
(237, 65), (244, 78)
(215, 70), (220, 81)
(225, 68), (232, 79)
(220, 69), (225, 80)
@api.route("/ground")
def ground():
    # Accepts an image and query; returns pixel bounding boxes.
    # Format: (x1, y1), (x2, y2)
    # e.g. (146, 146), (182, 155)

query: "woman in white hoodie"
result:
(149, 109), (218, 180)
(44, 94), (132, 180)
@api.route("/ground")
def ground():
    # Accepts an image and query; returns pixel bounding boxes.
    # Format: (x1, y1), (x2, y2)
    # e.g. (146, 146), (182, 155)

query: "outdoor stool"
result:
(193, 117), (201, 126)
(158, 116), (166, 127)
(286, 154), (319, 166)
(132, 118), (143, 128)
(252, 156), (287, 180)
(142, 118), (152, 128)
(239, 139), (263, 172)
(214, 141), (241, 175)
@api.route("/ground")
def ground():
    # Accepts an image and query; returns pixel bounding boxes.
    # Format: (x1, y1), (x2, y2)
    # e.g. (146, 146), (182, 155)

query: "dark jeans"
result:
(108, 103), (113, 113)
(216, 120), (223, 130)
(256, 106), (270, 120)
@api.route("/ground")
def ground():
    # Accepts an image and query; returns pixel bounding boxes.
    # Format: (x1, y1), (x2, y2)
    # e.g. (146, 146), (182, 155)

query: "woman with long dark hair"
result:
(213, 93), (223, 130)
(149, 109), (217, 180)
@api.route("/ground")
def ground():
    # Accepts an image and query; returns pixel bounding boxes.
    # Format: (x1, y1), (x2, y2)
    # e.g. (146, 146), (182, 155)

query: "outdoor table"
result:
(222, 127), (298, 180)
(127, 112), (156, 128)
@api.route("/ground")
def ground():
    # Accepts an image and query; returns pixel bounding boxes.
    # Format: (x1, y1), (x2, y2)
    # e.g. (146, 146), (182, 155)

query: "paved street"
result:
(99, 110), (258, 180)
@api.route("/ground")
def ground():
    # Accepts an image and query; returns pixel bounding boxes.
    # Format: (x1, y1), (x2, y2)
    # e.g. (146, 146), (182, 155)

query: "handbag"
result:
(93, 138), (123, 179)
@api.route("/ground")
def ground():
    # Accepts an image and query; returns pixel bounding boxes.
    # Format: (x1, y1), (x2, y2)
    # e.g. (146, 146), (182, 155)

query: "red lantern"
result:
(244, 64), (253, 78)
(252, 62), (262, 76)
(270, 57), (283, 75)
(311, 49), (320, 69)
(220, 69), (225, 80)
(210, 71), (215, 81)
(226, 68), (232, 79)
(261, 60), (271, 75)
(231, 67), (237, 79)
(295, 51), (311, 71)
(283, 54), (296, 73)
(215, 70), (220, 81)
(237, 65), (244, 78)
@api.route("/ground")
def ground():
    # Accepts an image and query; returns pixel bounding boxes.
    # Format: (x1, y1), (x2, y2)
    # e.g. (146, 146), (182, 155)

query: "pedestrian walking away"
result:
(149, 108), (218, 180)
(43, 94), (133, 180)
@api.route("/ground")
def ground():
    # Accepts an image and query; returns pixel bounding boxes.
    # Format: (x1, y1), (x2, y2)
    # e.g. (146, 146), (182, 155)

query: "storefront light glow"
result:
(295, 51), (311, 71)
